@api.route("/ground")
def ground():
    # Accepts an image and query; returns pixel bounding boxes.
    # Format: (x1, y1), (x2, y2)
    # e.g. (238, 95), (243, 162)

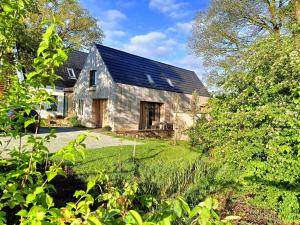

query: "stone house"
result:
(40, 50), (88, 119)
(0, 50), (88, 119)
(74, 44), (209, 131)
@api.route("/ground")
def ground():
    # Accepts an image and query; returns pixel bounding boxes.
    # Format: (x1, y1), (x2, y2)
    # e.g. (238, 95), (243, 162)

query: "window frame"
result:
(67, 68), (76, 79)
(89, 70), (97, 87)
(146, 74), (154, 84)
(166, 78), (174, 87)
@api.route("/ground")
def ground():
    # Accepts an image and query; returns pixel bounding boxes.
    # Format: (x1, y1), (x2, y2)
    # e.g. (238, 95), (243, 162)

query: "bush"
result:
(101, 125), (112, 132)
(189, 34), (300, 221)
(69, 114), (83, 127)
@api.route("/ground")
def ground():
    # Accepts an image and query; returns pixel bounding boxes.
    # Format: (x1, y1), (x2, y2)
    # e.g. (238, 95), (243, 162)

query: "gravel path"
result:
(0, 128), (141, 157)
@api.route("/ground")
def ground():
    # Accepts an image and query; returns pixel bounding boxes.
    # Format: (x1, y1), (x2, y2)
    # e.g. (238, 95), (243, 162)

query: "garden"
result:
(1, 0), (300, 224)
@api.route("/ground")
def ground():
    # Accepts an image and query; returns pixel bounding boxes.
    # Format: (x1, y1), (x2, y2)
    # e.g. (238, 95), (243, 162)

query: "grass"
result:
(69, 138), (201, 198)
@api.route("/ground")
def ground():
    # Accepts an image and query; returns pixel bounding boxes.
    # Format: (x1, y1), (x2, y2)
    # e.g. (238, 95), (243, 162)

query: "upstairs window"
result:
(146, 74), (154, 84)
(89, 70), (96, 86)
(67, 68), (76, 79)
(166, 78), (174, 87)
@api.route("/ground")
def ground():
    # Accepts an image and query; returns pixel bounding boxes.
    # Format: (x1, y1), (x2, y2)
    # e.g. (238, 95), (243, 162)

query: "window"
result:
(146, 74), (154, 84)
(166, 78), (174, 87)
(47, 95), (58, 111)
(89, 70), (96, 86)
(78, 99), (84, 115)
(67, 68), (76, 79)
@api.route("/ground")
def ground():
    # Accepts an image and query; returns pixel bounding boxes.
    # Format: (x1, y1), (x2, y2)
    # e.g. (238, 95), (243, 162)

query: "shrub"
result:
(69, 114), (83, 127)
(189, 34), (300, 221)
(101, 125), (112, 132)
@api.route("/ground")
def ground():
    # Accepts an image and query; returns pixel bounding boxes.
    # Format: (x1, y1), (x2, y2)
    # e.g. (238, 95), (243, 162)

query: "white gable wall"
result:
(73, 45), (116, 128)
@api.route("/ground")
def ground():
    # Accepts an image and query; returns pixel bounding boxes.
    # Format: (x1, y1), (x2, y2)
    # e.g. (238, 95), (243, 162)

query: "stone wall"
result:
(113, 83), (209, 131)
(73, 45), (116, 128)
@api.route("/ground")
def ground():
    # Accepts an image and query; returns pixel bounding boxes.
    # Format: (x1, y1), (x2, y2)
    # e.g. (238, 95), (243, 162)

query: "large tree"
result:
(189, 0), (299, 87)
(16, 0), (104, 72)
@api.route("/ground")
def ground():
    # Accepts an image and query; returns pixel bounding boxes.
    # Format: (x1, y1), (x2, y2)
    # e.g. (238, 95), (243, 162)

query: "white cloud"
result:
(122, 31), (178, 59)
(98, 9), (127, 41)
(167, 21), (193, 36)
(149, 0), (190, 19)
(103, 9), (126, 21)
(105, 30), (126, 39)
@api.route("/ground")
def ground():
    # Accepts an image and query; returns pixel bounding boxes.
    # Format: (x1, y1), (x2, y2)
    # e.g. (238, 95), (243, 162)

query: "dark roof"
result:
(95, 44), (209, 96)
(56, 50), (88, 88)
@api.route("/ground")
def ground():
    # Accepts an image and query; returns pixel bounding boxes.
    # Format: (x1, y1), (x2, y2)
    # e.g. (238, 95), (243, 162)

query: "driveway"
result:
(0, 128), (141, 156)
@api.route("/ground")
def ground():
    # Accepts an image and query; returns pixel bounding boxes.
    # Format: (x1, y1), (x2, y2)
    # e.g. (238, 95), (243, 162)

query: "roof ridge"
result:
(95, 44), (197, 75)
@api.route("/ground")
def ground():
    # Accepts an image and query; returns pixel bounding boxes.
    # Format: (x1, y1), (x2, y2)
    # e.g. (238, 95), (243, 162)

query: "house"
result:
(40, 50), (88, 119)
(0, 50), (88, 119)
(73, 44), (209, 131)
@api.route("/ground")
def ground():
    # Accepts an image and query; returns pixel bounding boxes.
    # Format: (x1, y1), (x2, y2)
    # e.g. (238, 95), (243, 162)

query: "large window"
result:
(139, 102), (162, 129)
(89, 70), (96, 86)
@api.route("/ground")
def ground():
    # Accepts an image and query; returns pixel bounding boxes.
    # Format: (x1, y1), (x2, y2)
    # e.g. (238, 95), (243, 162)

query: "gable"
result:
(95, 44), (209, 96)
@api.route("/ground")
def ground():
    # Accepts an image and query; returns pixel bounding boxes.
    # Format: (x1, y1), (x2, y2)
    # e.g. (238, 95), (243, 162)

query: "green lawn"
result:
(71, 138), (201, 198)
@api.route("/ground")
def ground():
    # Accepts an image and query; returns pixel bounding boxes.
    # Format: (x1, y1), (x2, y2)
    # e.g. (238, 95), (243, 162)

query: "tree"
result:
(26, 0), (104, 50)
(14, 0), (104, 73)
(189, 0), (299, 87)
(190, 30), (300, 220)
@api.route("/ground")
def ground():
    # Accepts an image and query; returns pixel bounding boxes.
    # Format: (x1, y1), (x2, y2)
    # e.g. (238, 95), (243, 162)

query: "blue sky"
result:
(79, 0), (210, 80)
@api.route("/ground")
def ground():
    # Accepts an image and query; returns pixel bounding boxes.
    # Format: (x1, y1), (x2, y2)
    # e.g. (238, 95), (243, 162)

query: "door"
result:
(139, 102), (162, 129)
(92, 99), (107, 127)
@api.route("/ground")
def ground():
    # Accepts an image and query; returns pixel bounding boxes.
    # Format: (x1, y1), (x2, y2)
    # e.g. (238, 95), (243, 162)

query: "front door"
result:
(92, 99), (107, 128)
(139, 102), (161, 129)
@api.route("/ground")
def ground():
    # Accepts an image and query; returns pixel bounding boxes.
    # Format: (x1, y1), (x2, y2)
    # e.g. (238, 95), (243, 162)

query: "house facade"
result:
(74, 44), (209, 131)
(40, 50), (88, 119)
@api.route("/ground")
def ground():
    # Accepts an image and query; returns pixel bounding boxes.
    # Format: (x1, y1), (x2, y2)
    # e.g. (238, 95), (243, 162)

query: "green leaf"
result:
(26, 193), (36, 204)
(178, 197), (190, 215)
(63, 152), (75, 163)
(16, 210), (27, 217)
(87, 216), (102, 225)
(173, 200), (182, 217)
(199, 207), (210, 225)
(128, 210), (143, 225)
(159, 216), (172, 225)
(87, 178), (96, 192)
(46, 170), (57, 182)
(46, 194), (54, 208)
(34, 187), (44, 195)
(24, 118), (36, 128)
(2, 3), (13, 13)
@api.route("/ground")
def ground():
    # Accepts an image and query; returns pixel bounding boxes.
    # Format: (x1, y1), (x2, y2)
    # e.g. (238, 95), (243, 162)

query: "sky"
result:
(79, 0), (210, 80)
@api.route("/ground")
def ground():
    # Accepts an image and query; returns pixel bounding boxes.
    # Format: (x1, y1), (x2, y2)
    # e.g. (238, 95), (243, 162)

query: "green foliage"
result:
(69, 114), (83, 127)
(189, 33), (300, 221)
(62, 140), (202, 198)
(189, 0), (299, 87)
(0, 1), (231, 224)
